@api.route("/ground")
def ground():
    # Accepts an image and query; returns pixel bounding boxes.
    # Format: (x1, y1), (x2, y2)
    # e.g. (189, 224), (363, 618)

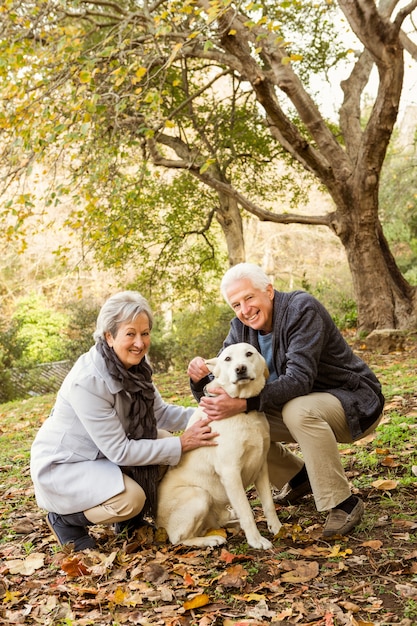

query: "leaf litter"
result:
(1, 341), (417, 625)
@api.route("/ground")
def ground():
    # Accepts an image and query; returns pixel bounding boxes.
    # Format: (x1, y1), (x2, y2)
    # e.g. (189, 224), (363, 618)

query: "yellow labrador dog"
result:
(157, 342), (282, 549)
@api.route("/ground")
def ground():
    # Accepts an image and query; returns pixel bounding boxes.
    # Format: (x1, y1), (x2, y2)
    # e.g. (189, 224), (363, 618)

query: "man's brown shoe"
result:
(273, 479), (312, 505)
(322, 497), (364, 537)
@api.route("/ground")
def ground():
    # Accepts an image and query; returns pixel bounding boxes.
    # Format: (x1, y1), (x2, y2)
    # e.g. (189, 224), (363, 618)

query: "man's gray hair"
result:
(220, 263), (272, 305)
(93, 291), (153, 342)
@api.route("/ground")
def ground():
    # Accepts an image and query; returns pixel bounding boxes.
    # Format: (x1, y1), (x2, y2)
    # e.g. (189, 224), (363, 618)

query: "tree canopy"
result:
(1, 0), (417, 329)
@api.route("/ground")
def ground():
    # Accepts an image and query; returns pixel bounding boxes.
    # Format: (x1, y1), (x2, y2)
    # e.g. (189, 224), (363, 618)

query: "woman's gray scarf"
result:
(96, 339), (158, 518)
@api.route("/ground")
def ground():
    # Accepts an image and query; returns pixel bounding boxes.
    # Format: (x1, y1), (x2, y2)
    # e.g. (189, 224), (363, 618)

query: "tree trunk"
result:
(215, 189), (245, 268)
(336, 208), (417, 331)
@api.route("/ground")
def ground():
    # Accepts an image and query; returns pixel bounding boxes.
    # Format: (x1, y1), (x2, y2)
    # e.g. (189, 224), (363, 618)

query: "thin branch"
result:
(394, 0), (417, 28)
(80, 0), (127, 14)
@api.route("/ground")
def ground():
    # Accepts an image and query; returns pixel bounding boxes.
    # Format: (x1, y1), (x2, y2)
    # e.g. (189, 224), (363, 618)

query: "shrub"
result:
(150, 302), (233, 372)
(65, 301), (100, 362)
(10, 293), (71, 366)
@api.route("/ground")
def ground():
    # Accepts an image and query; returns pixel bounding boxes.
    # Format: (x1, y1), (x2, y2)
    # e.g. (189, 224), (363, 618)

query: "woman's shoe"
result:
(46, 512), (96, 551)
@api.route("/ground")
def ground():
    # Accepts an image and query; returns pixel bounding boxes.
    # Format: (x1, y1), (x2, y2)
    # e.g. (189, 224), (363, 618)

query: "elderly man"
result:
(188, 263), (384, 537)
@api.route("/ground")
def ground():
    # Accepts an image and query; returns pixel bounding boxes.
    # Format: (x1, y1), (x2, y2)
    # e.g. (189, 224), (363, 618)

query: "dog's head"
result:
(205, 342), (269, 399)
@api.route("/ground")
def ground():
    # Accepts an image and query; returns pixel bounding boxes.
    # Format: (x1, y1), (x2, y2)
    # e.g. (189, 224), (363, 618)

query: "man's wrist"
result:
(245, 395), (261, 413)
(190, 375), (211, 392)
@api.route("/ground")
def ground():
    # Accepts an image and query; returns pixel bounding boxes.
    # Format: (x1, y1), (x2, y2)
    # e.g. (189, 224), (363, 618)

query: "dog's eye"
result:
(246, 351), (253, 357)
(224, 356), (231, 362)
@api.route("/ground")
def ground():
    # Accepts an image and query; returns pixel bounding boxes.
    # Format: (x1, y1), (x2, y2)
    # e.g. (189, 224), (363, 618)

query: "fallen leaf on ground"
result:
(6, 552), (44, 575)
(280, 560), (319, 583)
(361, 540), (383, 549)
(328, 544), (352, 558)
(396, 583), (417, 598)
(205, 527), (227, 539)
(183, 593), (210, 610)
(143, 562), (169, 584)
(61, 555), (91, 577)
(339, 600), (360, 612)
(217, 564), (248, 588)
(380, 456), (400, 467)
(220, 548), (255, 564)
(392, 518), (417, 530)
(371, 479), (398, 490)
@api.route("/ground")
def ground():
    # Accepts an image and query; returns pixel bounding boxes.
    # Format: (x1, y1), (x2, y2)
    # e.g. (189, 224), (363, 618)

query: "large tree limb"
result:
(148, 132), (334, 227)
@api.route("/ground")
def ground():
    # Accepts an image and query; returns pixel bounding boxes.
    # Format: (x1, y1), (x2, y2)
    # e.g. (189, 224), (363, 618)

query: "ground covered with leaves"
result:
(1, 336), (417, 626)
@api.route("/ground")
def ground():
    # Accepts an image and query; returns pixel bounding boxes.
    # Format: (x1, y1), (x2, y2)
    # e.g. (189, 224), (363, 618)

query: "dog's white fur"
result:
(156, 342), (282, 549)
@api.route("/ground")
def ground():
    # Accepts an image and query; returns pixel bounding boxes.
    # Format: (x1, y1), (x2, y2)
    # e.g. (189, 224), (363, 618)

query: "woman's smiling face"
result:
(105, 312), (151, 368)
(226, 278), (274, 334)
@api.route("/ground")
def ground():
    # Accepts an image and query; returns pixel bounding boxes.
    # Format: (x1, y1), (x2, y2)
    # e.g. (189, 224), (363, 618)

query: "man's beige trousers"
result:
(266, 392), (381, 511)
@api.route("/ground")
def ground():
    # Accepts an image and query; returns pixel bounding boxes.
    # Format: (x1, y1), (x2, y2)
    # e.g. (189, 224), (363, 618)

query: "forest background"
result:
(1, 0), (417, 402)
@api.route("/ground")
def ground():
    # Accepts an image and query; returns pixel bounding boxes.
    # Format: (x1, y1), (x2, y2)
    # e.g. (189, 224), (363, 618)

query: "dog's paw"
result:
(181, 535), (227, 547)
(203, 535), (228, 547)
(268, 521), (282, 535)
(247, 535), (274, 550)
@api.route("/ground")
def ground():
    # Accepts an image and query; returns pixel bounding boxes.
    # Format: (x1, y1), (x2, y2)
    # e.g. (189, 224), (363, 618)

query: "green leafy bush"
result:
(10, 293), (70, 366)
(301, 277), (358, 329)
(150, 302), (233, 372)
(65, 301), (100, 361)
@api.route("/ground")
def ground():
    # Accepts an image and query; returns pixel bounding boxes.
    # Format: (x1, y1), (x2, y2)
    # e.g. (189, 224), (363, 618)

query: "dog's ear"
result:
(257, 352), (269, 381)
(204, 357), (218, 374)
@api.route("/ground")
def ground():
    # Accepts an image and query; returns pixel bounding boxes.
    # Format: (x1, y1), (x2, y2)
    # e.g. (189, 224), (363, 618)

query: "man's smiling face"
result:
(226, 278), (274, 334)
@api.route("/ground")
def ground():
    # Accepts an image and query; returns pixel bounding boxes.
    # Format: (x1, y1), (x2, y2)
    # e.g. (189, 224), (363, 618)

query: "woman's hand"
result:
(199, 388), (246, 421)
(187, 357), (210, 383)
(180, 417), (218, 452)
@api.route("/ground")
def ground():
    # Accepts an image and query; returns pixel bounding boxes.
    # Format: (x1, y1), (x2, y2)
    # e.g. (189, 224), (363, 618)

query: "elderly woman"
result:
(30, 291), (217, 551)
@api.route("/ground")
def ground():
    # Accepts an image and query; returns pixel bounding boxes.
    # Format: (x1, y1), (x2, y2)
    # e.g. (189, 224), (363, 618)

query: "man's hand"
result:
(199, 387), (246, 420)
(187, 356), (210, 383)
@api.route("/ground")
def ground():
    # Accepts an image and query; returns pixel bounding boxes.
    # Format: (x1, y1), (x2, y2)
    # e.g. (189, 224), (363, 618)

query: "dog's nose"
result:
(235, 364), (247, 376)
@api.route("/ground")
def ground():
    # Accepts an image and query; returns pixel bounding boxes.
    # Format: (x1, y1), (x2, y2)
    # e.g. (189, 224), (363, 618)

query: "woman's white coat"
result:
(30, 346), (195, 514)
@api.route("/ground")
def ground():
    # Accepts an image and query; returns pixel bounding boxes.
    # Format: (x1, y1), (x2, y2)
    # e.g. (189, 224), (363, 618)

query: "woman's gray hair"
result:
(220, 263), (272, 305)
(93, 291), (153, 342)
